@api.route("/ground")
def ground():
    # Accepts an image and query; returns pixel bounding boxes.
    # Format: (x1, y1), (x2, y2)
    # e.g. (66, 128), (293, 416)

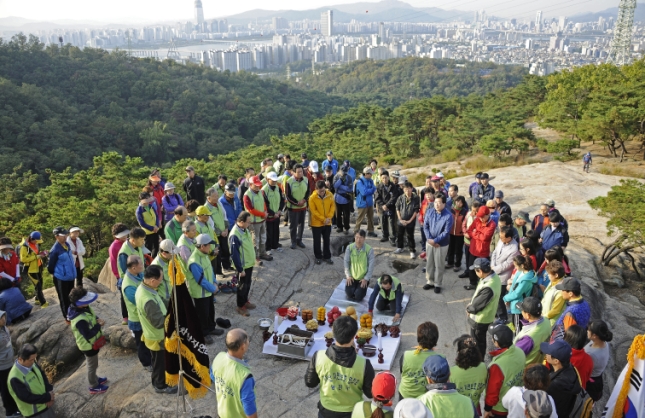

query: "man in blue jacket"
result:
(423, 193), (454, 294)
(219, 182), (242, 231)
(321, 151), (339, 176)
(540, 212), (569, 252)
(47, 227), (76, 321)
(355, 167), (377, 237)
(333, 168), (354, 234)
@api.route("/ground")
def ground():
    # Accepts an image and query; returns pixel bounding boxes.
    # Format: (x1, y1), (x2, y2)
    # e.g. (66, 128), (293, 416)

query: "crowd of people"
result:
(0, 150), (615, 418)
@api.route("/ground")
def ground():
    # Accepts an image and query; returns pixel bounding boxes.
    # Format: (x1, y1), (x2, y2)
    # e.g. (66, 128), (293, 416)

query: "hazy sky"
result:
(0, 0), (618, 23)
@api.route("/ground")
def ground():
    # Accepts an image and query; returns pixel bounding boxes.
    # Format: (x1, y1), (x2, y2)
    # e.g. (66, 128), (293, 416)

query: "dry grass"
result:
(597, 162), (645, 179)
(40, 359), (65, 383)
(461, 154), (540, 173)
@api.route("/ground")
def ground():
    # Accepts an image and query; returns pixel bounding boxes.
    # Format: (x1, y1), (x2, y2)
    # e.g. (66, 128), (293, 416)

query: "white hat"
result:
(115, 229), (130, 239)
(399, 175), (408, 183)
(164, 182), (175, 191)
(436, 172), (444, 178)
(309, 161), (319, 173)
(0, 244), (13, 250)
(76, 291), (98, 305)
(159, 239), (177, 254)
(195, 234), (216, 246)
(69, 226), (84, 234)
(267, 172), (278, 181)
(394, 399), (433, 418)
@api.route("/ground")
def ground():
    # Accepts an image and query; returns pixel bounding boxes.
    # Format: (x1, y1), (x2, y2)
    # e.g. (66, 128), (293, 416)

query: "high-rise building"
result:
(273, 17), (289, 31)
(525, 38), (534, 50)
(321, 10), (333, 37)
(558, 16), (567, 31)
(378, 22), (385, 42)
(535, 11), (542, 32)
(194, 0), (205, 26)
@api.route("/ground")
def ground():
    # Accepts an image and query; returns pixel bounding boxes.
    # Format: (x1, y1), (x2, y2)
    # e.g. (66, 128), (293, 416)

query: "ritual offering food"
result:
(374, 323), (389, 336)
(287, 306), (299, 321)
(389, 325), (401, 338)
(326, 306), (342, 325)
(362, 344), (377, 357)
(324, 331), (334, 339)
(306, 319), (319, 332)
(301, 309), (313, 322)
(360, 313), (372, 329)
(344, 306), (358, 320)
(317, 307), (326, 325)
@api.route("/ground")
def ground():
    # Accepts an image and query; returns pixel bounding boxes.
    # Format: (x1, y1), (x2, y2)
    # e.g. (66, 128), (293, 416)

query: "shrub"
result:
(546, 139), (578, 155)
(536, 139), (549, 152)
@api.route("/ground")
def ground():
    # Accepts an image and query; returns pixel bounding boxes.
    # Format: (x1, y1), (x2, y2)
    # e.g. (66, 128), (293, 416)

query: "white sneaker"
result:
(394, 248), (403, 254)
(410, 252), (416, 259)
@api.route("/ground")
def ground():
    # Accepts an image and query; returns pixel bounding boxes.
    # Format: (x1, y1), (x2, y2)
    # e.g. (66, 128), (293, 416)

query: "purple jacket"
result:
(162, 194), (184, 222)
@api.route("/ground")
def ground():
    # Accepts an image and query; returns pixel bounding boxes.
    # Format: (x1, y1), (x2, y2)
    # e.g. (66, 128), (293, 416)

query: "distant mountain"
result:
(0, 16), (153, 31)
(569, 2), (645, 23)
(223, 0), (468, 24)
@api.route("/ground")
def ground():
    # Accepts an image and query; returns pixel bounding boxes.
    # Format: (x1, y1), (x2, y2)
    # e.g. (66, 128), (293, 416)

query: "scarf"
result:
(164, 255), (212, 399)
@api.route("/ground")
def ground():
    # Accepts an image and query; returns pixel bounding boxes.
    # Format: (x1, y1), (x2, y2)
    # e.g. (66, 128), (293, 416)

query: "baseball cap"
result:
(516, 296), (542, 317)
(267, 172), (278, 181)
(470, 258), (491, 271)
(394, 399), (433, 418)
(515, 211), (530, 223)
(436, 172), (444, 178)
(430, 175), (441, 181)
(164, 182), (175, 191)
(309, 161), (319, 173)
(0, 243), (12, 251)
(542, 199), (555, 207)
(277, 153), (284, 159)
(76, 291), (98, 305)
(53, 226), (69, 236)
(114, 229), (130, 239)
(540, 339), (572, 362)
(159, 239), (177, 255)
(225, 182), (236, 193)
(372, 372), (397, 402)
(522, 390), (553, 418)
(29, 231), (43, 243)
(488, 323), (514, 348)
(185, 165), (195, 172)
(476, 206), (490, 217)
(495, 190), (504, 198)
(195, 206), (212, 216)
(555, 277), (581, 293)
(326, 150), (333, 156)
(391, 170), (400, 178)
(69, 226), (84, 234)
(250, 175), (263, 187)
(195, 234), (216, 246)
(422, 355), (450, 383)
(363, 167), (374, 175)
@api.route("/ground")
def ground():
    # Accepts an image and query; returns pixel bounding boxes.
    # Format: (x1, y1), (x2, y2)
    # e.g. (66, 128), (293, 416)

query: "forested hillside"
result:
(295, 58), (528, 107)
(0, 34), (348, 177)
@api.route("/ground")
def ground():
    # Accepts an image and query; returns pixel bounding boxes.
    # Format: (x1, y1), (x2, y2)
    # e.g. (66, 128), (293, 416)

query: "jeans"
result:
(345, 280), (368, 302)
(425, 245), (449, 287)
(86, 352), (99, 387)
(133, 330), (152, 367)
(249, 222), (267, 256)
(397, 221), (416, 252)
(151, 349), (167, 389)
(312, 225), (332, 260)
(54, 277), (75, 320)
(381, 210), (397, 240)
(470, 321), (490, 360)
(236, 267), (253, 307)
(335, 202), (351, 231)
(447, 235), (465, 267)
(355, 207), (374, 233)
(265, 220), (281, 251)
(145, 232), (160, 259)
(288, 210), (306, 244)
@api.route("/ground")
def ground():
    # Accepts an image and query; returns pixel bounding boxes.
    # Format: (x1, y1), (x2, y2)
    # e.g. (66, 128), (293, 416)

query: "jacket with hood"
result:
(503, 270), (537, 314)
(0, 286), (32, 325)
(333, 173), (354, 205)
(219, 193), (242, 230)
(355, 176), (376, 209)
(540, 224), (569, 252)
(19, 239), (43, 275)
(47, 241), (76, 281)
(466, 218), (496, 258)
(547, 363), (582, 418)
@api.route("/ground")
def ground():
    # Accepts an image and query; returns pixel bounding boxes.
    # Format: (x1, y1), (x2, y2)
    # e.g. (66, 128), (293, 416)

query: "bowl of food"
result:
(257, 318), (273, 331)
(362, 344), (377, 357)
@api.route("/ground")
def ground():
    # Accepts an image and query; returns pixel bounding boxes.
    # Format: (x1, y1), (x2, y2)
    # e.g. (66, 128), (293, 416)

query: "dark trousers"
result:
(312, 225), (332, 260)
(120, 289), (128, 319)
(335, 202), (351, 231)
(375, 296), (396, 313)
(420, 227), (427, 252)
(28, 271), (46, 305)
(470, 321), (490, 360)
(447, 235), (465, 267)
(587, 374), (603, 402)
(75, 266), (84, 288)
(0, 366), (18, 415)
(468, 253), (488, 287)
(345, 280), (367, 302)
(464, 244), (473, 270)
(397, 222), (416, 252)
(237, 267), (253, 308)
(266, 220), (280, 251)
(317, 401), (352, 418)
(288, 210), (306, 244)
(497, 286), (508, 321)
(381, 211), (397, 240)
(151, 349), (167, 389)
(217, 234), (231, 272)
(54, 277), (75, 320)
(145, 232), (159, 258)
(133, 330), (152, 367)
(194, 297), (215, 334)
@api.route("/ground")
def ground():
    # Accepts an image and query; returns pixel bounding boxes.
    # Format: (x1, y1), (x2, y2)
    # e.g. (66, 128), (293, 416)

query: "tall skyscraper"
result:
(321, 10), (333, 37)
(378, 22), (385, 42)
(558, 16), (567, 31)
(194, 0), (205, 26)
(535, 11), (542, 32)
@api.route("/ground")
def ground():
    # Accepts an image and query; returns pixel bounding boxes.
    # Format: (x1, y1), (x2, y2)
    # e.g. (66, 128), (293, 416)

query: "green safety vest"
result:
(211, 352), (254, 418)
(8, 363), (48, 417)
(469, 274), (501, 324)
(287, 176), (308, 209)
(244, 189), (266, 223)
(378, 276), (402, 301)
(139, 205), (157, 235)
(349, 243), (371, 281)
(399, 349), (443, 398)
(450, 363), (488, 406)
(206, 200), (227, 233)
(351, 402), (394, 418)
(117, 241), (144, 278)
(213, 183), (226, 199)
(417, 390), (474, 418)
(70, 307), (103, 352)
(121, 271), (143, 323)
(262, 183), (282, 212)
(186, 248), (214, 299)
(229, 225), (255, 270)
(488, 345), (526, 412)
(315, 350), (366, 412)
(177, 234), (196, 255)
(164, 218), (183, 245)
(135, 283), (168, 345)
(150, 255), (171, 303)
(513, 317), (552, 365)
(542, 281), (564, 326)
(196, 220), (218, 253)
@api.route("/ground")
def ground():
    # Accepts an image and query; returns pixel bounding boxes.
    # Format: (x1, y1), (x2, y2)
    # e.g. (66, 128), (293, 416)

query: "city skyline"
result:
(0, 0), (629, 24)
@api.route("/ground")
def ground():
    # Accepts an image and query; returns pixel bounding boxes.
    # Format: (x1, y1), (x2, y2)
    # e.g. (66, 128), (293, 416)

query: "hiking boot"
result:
(155, 386), (178, 394)
(423, 284), (434, 290)
(89, 384), (109, 394)
(336, 228), (343, 233)
(237, 306), (250, 317)
(434, 287), (441, 294)
(209, 328), (224, 336)
(34, 300), (41, 306)
(315, 259), (322, 265)
(98, 377), (108, 385)
(367, 232), (378, 237)
(297, 241), (306, 248)
(453, 266), (461, 272)
(290, 243), (297, 249)
(324, 259), (334, 265)
(380, 237), (389, 242)
(458, 272), (470, 279)
(245, 301), (257, 309)
(259, 254), (273, 261)
(394, 248), (403, 254)
(445, 264), (454, 269)
(204, 335), (215, 344)
(41, 302), (49, 308)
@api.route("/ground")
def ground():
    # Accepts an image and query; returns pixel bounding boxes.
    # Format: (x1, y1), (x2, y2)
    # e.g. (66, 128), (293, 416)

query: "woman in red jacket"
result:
(563, 325), (593, 390)
(464, 206), (496, 289)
